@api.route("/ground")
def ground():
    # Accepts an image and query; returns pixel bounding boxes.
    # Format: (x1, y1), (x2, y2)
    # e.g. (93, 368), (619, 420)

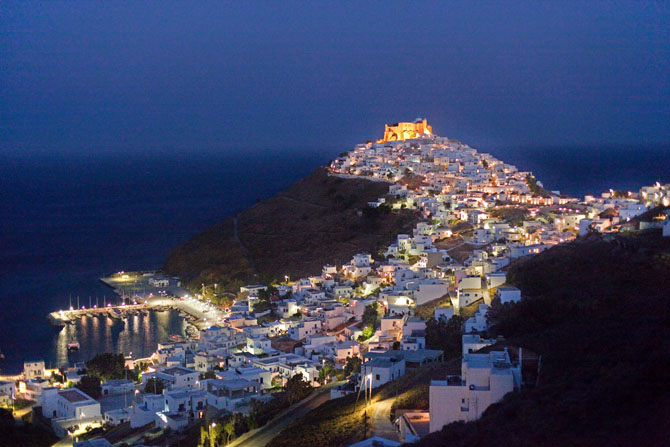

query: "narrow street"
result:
(370, 398), (399, 442)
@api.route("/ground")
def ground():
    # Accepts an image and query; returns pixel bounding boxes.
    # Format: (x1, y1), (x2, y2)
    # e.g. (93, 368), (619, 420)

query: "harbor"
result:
(47, 297), (215, 335)
(47, 271), (228, 338)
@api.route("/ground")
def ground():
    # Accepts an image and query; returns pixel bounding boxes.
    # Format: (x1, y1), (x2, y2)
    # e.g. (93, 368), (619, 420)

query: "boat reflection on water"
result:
(53, 309), (186, 367)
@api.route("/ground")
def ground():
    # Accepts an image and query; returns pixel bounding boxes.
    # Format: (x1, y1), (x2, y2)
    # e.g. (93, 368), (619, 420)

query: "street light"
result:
(209, 422), (216, 441)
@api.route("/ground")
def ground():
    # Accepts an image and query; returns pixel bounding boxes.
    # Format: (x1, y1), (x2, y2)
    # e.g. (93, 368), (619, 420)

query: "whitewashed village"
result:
(3, 119), (670, 447)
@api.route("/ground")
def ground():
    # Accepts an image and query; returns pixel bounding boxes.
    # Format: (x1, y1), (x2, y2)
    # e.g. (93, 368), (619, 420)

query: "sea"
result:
(0, 144), (667, 374)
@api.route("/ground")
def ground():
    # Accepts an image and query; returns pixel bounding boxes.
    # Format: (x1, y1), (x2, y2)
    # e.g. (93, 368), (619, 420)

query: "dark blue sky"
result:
(2, 2), (669, 155)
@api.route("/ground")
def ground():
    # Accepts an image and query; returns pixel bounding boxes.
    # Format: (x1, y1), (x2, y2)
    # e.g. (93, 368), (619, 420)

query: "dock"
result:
(47, 296), (225, 332)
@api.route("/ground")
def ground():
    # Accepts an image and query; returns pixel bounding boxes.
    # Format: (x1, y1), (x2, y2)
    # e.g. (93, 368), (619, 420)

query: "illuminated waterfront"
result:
(52, 309), (187, 367)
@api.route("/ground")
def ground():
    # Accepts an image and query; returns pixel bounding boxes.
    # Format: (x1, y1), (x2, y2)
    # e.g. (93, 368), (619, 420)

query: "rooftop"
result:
(59, 388), (95, 404)
(162, 366), (196, 376)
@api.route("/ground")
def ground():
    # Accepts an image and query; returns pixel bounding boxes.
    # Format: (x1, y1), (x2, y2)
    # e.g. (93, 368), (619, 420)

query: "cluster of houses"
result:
(7, 122), (669, 445)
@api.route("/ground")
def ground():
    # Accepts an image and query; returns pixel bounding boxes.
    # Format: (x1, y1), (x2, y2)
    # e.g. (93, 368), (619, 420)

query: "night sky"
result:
(2, 1), (669, 155)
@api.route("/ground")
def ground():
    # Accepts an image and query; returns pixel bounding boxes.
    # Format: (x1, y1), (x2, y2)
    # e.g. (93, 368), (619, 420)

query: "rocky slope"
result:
(164, 168), (419, 291)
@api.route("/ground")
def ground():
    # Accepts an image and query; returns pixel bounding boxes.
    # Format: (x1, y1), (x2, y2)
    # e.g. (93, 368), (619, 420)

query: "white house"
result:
(414, 280), (449, 305)
(129, 393), (165, 428)
(142, 366), (199, 390)
(155, 410), (190, 431)
(24, 360), (45, 380)
(164, 388), (207, 416)
(206, 379), (260, 414)
(362, 351), (406, 389)
(496, 286), (521, 304)
(464, 304), (490, 333)
(278, 299), (300, 318)
(41, 387), (101, 422)
(20, 377), (50, 401)
(429, 350), (521, 432)
(101, 379), (135, 396)
(104, 407), (132, 426)
(246, 336), (272, 355)
(0, 381), (16, 407)
(288, 318), (322, 340)
(218, 366), (274, 390)
(462, 334), (494, 354)
(454, 275), (485, 311)
(148, 277), (169, 288)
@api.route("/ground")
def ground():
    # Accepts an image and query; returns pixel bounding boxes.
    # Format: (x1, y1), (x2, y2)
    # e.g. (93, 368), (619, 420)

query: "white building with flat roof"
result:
(41, 387), (101, 421)
(142, 366), (200, 390)
(24, 360), (45, 380)
(429, 350), (520, 432)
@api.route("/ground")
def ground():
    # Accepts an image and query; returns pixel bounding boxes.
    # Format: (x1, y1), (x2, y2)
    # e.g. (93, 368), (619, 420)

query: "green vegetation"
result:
(525, 174), (552, 198)
(198, 374), (314, 446)
(76, 375), (102, 399)
(143, 377), (164, 395)
(425, 315), (464, 358)
(199, 370), (216, 380)
(416, 232), (670, 446)
(266, 389), (366, 447)
(413, 296), (451, 319)
(198, 413), (256, 447)
(343, 356), (362, 377)
(358, 302), (380, 341)
(384, 362), (460, 421)
(490, 206), (528, 227)
(318, 359), (341, 384)
(268, 363), (456, 447)
(85, 353), (126, 380)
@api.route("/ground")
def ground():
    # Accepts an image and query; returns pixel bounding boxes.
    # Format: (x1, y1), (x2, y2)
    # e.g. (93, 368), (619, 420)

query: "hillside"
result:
(415, 230), (670, 447)
(164, 168), (419, 290)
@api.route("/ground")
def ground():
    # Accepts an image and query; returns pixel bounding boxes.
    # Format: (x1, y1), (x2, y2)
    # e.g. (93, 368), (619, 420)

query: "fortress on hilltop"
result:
(378, 118), (432, 143)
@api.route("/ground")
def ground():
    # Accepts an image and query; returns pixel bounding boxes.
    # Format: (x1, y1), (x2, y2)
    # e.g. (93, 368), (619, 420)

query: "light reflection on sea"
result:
(52, 310), (186, 368)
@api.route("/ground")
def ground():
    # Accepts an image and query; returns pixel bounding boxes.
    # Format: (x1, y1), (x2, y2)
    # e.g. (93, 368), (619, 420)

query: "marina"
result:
(46, 271), (228, 348)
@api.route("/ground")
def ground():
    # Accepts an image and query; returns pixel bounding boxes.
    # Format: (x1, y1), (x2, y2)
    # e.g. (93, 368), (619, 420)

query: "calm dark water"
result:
(0, 149), (332, 373)
(0, 144), (667, 374)
(484, 144), (669, 197)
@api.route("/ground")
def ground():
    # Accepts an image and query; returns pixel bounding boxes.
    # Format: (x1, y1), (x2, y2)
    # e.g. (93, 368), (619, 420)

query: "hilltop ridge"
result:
(163, 167), (419, 290)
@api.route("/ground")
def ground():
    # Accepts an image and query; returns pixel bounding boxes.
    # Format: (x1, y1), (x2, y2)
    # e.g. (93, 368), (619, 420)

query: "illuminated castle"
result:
(378, 118), (432, 143)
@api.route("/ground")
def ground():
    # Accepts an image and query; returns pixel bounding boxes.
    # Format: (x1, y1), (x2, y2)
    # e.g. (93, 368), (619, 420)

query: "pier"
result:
(47, 296), (226, 333)
(47, 303), (152, 326)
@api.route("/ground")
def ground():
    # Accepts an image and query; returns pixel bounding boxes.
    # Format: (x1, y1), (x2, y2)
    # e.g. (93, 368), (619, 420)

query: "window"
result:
(376, 374), (380, 381)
